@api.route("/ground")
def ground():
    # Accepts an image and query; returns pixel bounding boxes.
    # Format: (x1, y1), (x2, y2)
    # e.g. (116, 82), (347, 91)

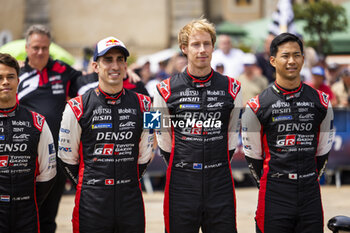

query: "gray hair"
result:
(25, 24), (51, 45)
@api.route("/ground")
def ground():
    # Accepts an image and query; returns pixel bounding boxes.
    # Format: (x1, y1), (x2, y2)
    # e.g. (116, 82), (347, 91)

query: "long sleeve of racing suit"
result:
(36, 120), (57, 207)
(315, 101), (334, 179)
(242, 101), (334, 187)
(57, 103), (154, 186)
(153, 89), (172, 163)
(228, 88), (243, 159)
(153, 82), (243, 163)
(241, 105), (264, 188)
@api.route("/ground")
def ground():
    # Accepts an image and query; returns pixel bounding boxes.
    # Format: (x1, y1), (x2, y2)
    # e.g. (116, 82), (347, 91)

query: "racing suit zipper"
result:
(111, 105), (118, 223)
(201, 89), (207, 202)
(4, 117), (14, 231)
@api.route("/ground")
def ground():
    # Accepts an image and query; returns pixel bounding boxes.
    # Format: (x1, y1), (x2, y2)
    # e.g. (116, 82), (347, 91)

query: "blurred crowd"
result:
(81, 33), (350, 108)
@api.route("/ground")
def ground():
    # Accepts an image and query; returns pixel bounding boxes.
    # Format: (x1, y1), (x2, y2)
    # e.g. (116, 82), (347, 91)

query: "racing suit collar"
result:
(95, 86), (124, 105)
(0, 103), (18, 117)
(272, 81), (304, 101)
(24, 57), (53, 71)
(184, 68), (213, 88)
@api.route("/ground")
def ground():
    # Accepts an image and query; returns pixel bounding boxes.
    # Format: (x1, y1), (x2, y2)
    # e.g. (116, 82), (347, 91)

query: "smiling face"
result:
(92, 48), (127, 94)
(270, 41), (304, 82)
(25, 33), (50, 71)
(181, 30), (214, 75)
(0, 64), (18, 108)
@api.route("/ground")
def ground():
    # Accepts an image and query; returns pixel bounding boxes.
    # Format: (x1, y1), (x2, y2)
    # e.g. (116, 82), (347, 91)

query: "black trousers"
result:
(39, 165), (66, 233)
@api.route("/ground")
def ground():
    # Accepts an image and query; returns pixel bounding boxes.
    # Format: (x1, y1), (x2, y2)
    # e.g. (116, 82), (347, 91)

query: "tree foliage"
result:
(294, 0), (348, 55)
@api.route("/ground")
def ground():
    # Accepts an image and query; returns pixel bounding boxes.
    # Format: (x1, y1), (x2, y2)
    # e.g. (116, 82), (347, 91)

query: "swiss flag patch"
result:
(68, 96), (83, 120)
(105, 179), (114, 185)
(31, 111), (45, 132)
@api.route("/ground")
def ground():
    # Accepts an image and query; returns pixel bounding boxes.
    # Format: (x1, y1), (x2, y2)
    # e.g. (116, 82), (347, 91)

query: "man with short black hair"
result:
(58, 36), (153, 233)
(0, 53), (56, 232)
(242, 33), (334, 233)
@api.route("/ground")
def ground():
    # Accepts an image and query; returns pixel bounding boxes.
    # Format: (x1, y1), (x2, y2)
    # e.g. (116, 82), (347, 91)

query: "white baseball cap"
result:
(93, 36), (129, 61)
(243, 53), (257, 65)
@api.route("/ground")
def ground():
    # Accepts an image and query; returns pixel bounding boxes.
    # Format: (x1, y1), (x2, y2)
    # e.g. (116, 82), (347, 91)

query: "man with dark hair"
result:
(154, 18), (242, 233)
(242, 33), (334, 233)
(17, 24), (82, 233)
(0, 53), (56, 232)
(76, 70), (149, 96)
(58, 36), (153, 233)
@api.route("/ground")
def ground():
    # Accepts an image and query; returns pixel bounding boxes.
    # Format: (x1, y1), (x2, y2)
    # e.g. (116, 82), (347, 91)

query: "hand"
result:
(127, 68), (141, 83)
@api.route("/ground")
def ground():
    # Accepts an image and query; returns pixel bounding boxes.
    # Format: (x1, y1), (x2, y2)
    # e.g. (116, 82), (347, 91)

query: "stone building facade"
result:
(0, 0), (348, 58)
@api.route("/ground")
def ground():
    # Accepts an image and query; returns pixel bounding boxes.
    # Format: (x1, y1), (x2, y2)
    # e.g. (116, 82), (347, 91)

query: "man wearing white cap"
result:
(236, 53), (268, 105)
(58, 36), (154, 233)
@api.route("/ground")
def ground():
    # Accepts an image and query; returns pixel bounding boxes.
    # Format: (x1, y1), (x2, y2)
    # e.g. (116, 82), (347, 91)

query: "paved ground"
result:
(56, 185), (350, 233)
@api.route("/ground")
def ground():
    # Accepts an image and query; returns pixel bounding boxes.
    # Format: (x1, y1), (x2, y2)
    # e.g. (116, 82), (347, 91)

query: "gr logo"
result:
(94, 144), (115, 155)
(276, 135), (296, 146)
(143, 111), (161, 129)
(0, 155), (9, 167)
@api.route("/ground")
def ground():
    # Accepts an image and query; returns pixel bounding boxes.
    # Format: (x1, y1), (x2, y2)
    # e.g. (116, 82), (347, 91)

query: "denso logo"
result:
(277, 123), (312, 132)
(276, 135), (296, 146)
(12, 120), (30, 127)
(0, 144), (27, 152)
(93, 144), (115, 155)
(96, 131), (133, 141)
(183, 112), (221, 120)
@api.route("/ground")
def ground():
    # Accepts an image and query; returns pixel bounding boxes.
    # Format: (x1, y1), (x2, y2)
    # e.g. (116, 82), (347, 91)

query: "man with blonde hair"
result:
(154, 18), (242, 233)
